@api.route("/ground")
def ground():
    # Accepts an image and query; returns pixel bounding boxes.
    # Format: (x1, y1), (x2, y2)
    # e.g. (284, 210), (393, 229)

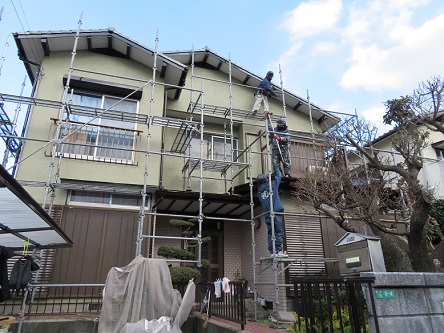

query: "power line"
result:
(9, 0), (40, 71)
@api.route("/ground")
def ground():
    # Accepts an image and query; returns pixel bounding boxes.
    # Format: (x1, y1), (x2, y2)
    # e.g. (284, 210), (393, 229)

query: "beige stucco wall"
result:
(163, 65), (322, 192)
(16, 50), (164, 203)
(14, 46), (327, 209)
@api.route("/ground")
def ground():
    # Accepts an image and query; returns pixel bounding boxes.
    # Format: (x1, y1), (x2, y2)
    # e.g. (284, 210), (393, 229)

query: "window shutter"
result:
(285, 214), (327, 279)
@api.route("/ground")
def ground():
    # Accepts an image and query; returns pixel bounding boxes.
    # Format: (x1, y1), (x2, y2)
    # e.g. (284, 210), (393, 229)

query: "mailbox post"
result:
(334, 232), (386, 276)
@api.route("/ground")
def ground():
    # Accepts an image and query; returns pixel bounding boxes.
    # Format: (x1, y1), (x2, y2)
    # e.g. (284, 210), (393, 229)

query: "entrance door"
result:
(199, 223), (224, 283)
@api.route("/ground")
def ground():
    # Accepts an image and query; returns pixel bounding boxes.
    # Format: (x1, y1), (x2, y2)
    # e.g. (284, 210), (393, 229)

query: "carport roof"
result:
(0, 165), (73, 250)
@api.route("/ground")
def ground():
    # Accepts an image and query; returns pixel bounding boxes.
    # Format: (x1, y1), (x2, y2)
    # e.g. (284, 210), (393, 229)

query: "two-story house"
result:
(364, 127), (444, 199)
(6, 28), (345, 310)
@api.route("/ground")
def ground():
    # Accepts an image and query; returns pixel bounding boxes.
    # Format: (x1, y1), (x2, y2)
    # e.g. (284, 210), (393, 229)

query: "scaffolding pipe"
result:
(0, 34), (9, 76)
(247, 135), (259, 321)
(196, 82), (205, 267)
(228, 55), (235, 194)
(278, 64), (287, 119)
(0, 21), (372, 319)
(42, 13), (83, 211)
(136, 30), (159, 257)
(263, 113), (282, 316)
(185, 47), (196, 191)
(2, 76), (25, 166)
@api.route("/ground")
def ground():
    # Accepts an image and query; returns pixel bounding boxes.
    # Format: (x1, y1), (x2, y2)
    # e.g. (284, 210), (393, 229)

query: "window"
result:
(69, 190), (150, 209)
(189, 133), (238, 160)
(435, 148), (444, 160)
(61, 92), (139, 163)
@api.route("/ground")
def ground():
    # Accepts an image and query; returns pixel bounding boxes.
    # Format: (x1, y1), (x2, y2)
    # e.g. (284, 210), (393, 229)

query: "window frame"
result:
(435, 147), (444, 160)
(68, 190), (151, 210)
(61, 90), (140, 163)
(190, 133), (238, 161)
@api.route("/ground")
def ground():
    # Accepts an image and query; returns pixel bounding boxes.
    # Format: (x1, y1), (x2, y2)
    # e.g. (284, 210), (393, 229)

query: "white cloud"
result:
(280, 0), (343, 39)
(273, 43), (303, 90)
(311, 41), (339, 56)
(341, 12), (444, 92)
(277, 0), (444, 133)
(360, 104), (393, 134)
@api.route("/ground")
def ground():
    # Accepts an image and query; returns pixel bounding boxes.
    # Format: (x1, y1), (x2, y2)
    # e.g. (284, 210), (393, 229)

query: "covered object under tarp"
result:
(98, 256), (195, 333)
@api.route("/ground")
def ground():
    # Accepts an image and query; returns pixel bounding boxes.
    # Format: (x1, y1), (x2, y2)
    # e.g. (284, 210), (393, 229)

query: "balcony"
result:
(52, 120), (141, 165)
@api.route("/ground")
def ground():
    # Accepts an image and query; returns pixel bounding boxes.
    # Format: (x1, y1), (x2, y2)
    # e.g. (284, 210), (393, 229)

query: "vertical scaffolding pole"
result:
(222, 121), (228, 193)
(136, 30), (159, 256)
(307, 89), (321, 170)
(263, 114), (283, 319)
(196, 83), (205, 266)
(227, 56), (235, 194)
(185, 47), (195, 191)
(42, 13), (83, 210)
(2, 76), (25, 167)
(278, 64), (287, 118)
(0, 34), (9, 76)
(278, 64), (291, 175)
(248, 136), (260, 320)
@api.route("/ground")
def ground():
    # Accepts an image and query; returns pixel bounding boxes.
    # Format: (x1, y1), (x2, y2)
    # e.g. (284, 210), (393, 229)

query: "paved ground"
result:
(211, 316), (291, 332)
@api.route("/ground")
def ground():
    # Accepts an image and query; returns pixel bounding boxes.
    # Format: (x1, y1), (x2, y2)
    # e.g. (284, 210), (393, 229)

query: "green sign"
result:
(375, 289), (396, 299)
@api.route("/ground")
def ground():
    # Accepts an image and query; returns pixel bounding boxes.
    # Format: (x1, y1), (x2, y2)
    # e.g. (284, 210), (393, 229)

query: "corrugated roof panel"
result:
(0, 165), (72, 250)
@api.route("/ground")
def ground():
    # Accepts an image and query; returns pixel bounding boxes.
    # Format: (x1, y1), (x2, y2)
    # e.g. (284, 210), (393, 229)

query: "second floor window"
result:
(189, 133), (238, 161)
(61, 92), (139, 163)
(435, 147), (444, 160)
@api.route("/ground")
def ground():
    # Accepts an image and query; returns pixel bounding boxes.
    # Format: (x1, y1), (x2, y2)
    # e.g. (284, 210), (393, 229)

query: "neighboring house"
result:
(352, 126), (444, 199)
(4, 28), (347, 311)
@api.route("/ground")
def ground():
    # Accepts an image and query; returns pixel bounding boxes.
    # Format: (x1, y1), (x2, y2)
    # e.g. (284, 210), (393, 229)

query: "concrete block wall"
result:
(361, 272), (444, 333)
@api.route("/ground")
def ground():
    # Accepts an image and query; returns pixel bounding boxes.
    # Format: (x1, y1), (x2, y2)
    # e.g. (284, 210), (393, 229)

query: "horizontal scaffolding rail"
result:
(183, 156), (250, 174)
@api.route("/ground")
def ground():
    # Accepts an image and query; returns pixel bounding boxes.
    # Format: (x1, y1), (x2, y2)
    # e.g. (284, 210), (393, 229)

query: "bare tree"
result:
(293, 116), (414, 271)
(411, 75), (444, 133)
(293, 77), (444, 272)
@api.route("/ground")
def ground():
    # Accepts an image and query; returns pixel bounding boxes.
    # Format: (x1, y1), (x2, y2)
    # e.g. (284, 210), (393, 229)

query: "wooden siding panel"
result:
(320, 217), (343, 276)
(101, 211), (139, 276)
(51, 207), (139, 284)
(79, 210), (105, 282)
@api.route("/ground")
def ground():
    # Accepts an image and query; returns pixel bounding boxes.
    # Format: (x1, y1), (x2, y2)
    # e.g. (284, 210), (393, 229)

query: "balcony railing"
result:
(289, 140), (326, 177)
(51, 119), (140, 165)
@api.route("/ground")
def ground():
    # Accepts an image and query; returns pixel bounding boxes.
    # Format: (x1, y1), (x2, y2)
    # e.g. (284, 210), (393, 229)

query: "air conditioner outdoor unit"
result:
(306, 165), (328, 174)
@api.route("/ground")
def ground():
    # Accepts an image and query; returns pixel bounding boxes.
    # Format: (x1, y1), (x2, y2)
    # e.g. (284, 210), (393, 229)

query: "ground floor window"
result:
(69, 190), (150, 209)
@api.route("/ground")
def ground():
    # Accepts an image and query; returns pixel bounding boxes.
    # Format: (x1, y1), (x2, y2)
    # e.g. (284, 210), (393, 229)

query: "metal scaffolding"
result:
(0, 19), (375, 324)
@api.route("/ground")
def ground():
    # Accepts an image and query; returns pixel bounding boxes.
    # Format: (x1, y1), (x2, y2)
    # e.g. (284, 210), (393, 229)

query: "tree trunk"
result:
(369, 224), (413, 272)
(409, 195), (434, 272)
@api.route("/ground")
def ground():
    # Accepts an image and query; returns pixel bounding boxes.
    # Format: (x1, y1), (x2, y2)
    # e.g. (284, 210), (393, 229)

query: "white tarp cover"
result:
(98, 256), (195, 333)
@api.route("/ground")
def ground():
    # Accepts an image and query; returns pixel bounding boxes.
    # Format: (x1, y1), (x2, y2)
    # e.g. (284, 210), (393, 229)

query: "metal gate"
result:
(293, 276), (378, 333)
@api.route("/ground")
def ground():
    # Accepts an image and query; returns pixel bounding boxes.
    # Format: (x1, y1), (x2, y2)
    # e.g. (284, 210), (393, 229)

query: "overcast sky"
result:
(0, 0), (443, 164)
